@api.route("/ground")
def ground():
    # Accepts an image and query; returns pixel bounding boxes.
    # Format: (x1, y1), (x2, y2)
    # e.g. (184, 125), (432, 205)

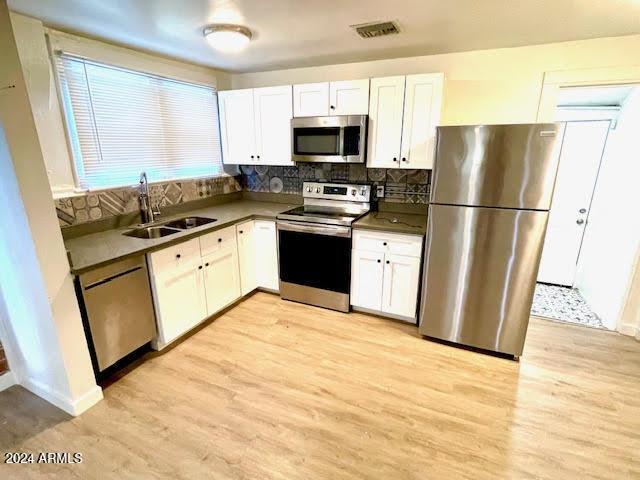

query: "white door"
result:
(218, 89), (256, 165)
(236, 220), (257, 295)
(399, 73), (444, 169)
(154, 265), (207, 345)
(254, 86), (294, 166)
(254, 220), (279, 291)
(203, 246), (241, 315)
(350, 249), (384, 311)
(381, 253), (421, 320)
(293, 82), (329, 117)
(329, 79), (370, 115)
(367, 76), (406, 169)
(538, 120), (611, 286)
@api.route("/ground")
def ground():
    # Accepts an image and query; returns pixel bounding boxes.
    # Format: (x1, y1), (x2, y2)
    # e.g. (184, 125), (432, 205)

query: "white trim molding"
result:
(0, 371), (16, 392)
(537, 65), (640, 122)
(21, 377), (103, 416)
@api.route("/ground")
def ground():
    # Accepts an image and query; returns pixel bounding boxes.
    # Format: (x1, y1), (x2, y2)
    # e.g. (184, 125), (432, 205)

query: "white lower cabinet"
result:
(148, 238), (208, 348)
(203, 246), (241, 315)
(351, 230), (423, 323)
(254, 220), (279, 291)
(236, 220), (257, 295)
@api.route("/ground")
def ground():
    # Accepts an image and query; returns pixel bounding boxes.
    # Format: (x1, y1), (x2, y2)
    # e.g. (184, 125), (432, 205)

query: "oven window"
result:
(278, 230), (351, 293)
(294, 127), (340, 155)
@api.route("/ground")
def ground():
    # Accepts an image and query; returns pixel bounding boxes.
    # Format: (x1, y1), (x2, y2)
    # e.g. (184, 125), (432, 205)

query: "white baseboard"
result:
(619, 322), (640, 337)
(352, 306), (417, 324)
(0, 371), (17, 392)
(21, 376), (103, 416)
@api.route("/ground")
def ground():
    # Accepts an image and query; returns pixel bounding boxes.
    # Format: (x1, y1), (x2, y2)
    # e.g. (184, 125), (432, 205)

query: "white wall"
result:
(0, 0), (102, 414)
(574, 87), (640, 331)
(231, 35), (640, 127)
(9, 12), (232, 196)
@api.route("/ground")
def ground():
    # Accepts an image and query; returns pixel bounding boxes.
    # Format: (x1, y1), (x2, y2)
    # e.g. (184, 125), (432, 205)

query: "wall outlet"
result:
(376, 185), (385, 198)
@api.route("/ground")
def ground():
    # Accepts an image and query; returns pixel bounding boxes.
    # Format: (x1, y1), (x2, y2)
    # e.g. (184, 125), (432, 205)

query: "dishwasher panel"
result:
(79, 256), (156, 372)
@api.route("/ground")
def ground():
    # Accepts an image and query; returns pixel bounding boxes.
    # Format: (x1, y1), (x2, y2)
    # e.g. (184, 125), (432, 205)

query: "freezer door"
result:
(431, 124), (564, 210)
(418, 204), (548, 356)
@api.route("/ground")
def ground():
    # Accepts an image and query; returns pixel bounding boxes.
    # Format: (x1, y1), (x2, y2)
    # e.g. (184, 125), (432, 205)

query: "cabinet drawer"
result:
(149, 237), (201, 273)
(353, 230), (423, 257)
(199, 225), (237, 257)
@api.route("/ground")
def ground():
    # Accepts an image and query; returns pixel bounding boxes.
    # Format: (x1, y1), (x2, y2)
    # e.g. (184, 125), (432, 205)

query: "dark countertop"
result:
(65, 200), (297, 274)
(353, 211), (428, 236)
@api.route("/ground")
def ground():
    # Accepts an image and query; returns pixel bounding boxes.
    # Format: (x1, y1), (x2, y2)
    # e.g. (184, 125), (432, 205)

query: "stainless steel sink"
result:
(163, 216), (217, 230)
(124, 226), (182, 239)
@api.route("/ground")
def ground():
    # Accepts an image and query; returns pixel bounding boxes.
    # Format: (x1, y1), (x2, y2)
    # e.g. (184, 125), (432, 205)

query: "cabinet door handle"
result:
(386, 260), (390, 264)
(401, 157), (407, 162)
(330, 105), (335, 110)
(198, 265), (203, 270)
(392, 157), (397, 162)
(257, 155), (260, 159)
(377, 259), (381, 263)
(239, 230), (243, 234)
(176, 254), (181, 259)
(205, 263), (209, 267)
(383, 242), (387, 246)
(218, 238), (222, 242)
(250, 155), (254, 159)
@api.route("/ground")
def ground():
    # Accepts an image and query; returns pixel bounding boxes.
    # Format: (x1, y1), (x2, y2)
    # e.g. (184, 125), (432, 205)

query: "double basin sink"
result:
(124, 216), (217, 239)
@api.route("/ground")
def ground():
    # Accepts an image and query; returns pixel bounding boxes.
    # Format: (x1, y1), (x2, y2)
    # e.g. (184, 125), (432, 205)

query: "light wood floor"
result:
(1, 292), (639, 479)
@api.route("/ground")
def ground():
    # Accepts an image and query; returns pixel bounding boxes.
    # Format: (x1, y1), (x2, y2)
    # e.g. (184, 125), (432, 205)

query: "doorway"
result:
(532, 84), (640, 331)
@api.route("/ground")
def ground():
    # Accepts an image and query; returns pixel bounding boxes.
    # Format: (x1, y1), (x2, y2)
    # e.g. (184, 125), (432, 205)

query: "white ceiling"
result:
(9, 0), (640, 73)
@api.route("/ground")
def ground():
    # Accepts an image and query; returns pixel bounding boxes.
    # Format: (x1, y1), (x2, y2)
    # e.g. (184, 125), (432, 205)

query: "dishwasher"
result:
(76, 255), (156, 375)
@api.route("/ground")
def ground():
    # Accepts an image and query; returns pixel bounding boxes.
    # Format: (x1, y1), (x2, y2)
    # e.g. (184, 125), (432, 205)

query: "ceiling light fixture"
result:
(203, 24), (252, 53)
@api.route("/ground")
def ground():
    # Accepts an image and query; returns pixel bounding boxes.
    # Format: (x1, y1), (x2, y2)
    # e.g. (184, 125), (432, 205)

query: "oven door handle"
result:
(277, 220), (351, 238)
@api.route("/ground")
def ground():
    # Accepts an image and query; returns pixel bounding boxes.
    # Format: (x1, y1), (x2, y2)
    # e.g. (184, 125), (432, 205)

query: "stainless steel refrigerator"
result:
(418, 123), (565, 357)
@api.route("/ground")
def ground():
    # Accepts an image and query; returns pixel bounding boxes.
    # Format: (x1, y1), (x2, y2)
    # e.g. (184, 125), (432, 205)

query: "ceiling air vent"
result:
(351, 21), (400, 39)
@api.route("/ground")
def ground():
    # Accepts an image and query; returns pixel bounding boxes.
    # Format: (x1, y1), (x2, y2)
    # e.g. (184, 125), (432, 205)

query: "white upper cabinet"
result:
(400, 73), (444, 170)
(220, 86), (293, 166)
(293, 82), (330, 117)
(253, 85), (293, 166)
(329, 79), (370, 115)
(367, 76), (406, 169)
(218, 89), (256, 165)
(293, 79), (369, 117)
(366, 73), (444, 170)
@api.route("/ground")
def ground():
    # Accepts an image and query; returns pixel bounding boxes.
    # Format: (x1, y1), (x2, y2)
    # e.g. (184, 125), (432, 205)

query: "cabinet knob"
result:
(386, 260), (390, 264)
(176, 254), (181, 259)
(377, 259), (381, 263)
(239, 230), (243, 234)
(205, 263), (209, 267)
(257, 155), (260, 159)
(218, 238), (222, 242)
(401, 157), (407, 162)
(383, 242), (387, 246)
(198, 265), (203, 270)
(250, 155), (254, 159)
(393, 157), (397, 162)
(330, 105), (335, 110)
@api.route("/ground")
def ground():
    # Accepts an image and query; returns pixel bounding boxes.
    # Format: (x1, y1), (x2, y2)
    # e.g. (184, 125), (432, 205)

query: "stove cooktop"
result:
(277, 206), (368, 227)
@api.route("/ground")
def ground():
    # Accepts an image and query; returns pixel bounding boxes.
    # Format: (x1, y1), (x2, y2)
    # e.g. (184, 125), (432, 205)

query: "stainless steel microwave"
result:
(291, 115), (367, 163)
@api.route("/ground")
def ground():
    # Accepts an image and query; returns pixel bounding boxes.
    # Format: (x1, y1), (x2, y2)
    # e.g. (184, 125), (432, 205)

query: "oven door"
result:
(277, 220), (352, 311)
(291, 115), (367, 163)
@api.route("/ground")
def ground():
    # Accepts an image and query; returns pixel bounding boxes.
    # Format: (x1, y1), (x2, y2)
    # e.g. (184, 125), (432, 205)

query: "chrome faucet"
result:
(138, 172), (160, 224)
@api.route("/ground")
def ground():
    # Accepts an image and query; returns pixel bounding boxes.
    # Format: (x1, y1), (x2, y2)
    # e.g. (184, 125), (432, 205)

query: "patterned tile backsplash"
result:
(55, 176), (242, 227)
(240, 164), (431, 203)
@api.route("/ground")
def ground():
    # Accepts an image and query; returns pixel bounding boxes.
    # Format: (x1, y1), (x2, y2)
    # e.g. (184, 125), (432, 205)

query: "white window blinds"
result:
(56, 53), (224, 190)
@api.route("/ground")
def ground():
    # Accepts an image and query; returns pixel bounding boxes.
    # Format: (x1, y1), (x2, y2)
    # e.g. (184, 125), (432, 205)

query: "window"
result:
(56, 54), (224, 190)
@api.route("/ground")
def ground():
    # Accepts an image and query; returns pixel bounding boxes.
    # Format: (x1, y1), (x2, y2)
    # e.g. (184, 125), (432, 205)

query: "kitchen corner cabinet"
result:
(219, 85), (293, 166)
(293, 79), (370, 117)
(149, 220), (279, 349)
(367, 73), (444, 170)
(351, 230), (423, 323)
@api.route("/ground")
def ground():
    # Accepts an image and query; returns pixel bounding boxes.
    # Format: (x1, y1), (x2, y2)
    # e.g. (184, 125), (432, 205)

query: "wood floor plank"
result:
(0, 292), (639, 479)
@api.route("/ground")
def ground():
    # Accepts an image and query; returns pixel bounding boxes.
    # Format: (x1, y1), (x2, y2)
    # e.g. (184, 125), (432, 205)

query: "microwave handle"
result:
(338, 127), (345, 157)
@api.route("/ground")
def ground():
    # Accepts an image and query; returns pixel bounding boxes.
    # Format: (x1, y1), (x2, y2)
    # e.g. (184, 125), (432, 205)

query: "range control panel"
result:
(302, 182), (372, 203)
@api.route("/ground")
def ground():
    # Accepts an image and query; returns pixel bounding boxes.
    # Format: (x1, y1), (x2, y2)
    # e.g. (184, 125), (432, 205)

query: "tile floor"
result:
(531, 283), (606, 329)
